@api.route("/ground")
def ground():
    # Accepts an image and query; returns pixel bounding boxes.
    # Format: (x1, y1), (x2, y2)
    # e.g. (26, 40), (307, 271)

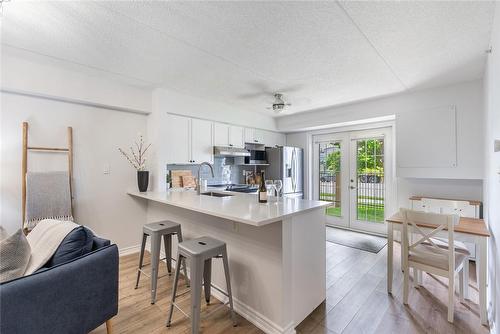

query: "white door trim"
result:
(312, 125), (396, 235)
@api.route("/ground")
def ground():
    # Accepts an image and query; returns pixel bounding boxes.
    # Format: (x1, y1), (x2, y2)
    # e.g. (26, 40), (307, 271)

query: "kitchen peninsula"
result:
(128, 190), (329, 334)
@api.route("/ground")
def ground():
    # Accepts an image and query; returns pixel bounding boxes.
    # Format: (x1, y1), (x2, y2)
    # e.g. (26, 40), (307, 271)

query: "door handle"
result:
(350, 186), (356, 190)
(291, 149), (296, 192)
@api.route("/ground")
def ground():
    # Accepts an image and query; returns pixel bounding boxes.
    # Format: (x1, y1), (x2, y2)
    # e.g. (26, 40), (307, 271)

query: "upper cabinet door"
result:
(191, 118), (213, 164)
(253, 129), (265, 144)
(275, 132), (286, 146)
(244, 127), (255, 143)
(214, 122), (230, 146)
(167, 114), (191, 164)
(270, 132), (285, 147)
(263, 131), (285, 147)
(229, 126), (244, 148)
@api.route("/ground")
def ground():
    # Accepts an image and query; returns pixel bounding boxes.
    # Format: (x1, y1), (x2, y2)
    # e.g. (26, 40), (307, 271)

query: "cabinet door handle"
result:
(229, 144), (233, 147)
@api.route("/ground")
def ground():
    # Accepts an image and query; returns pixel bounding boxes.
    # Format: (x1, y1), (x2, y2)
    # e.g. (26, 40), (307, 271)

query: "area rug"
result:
(326, 227), (387, 253)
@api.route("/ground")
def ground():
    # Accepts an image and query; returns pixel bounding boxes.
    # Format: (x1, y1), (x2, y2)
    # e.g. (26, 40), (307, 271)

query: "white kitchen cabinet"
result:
(167, 115), (213, 164)
(254, 128), (265, 144)
(191, 118), (213, 164)
(214, 122), (230, 146)
(214, 122), (244, 148)
(244, 127), (265, 144)
(229, 125), (244, 148)
(263, 130), (286, 147)
(167, 114), (191, 164)
(244, 127), (255, 143)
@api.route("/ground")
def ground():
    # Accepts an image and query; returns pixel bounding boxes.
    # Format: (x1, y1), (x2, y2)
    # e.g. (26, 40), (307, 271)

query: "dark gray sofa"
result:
(0, 236), (119, 334)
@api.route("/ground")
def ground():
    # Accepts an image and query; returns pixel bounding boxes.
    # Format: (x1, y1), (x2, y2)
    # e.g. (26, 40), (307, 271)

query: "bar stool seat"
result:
(178, 236), (226, 257)
(166, 236), (237, 333)
(144, 221), (178, 233)
(135, 221), (188, 304)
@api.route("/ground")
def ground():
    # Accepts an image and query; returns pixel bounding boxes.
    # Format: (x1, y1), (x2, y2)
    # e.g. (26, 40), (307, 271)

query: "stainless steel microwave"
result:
(245, 150), (267, 164)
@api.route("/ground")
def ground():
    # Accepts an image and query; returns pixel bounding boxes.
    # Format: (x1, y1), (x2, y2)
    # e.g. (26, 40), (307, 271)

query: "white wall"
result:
(286, 82), (484, 208)
(1, 48), (152, 114)
(483, 3), (500, 332)
(0, 55), (150, 250)
(282, 80), (484, 180)
(147, 88), (278, 191)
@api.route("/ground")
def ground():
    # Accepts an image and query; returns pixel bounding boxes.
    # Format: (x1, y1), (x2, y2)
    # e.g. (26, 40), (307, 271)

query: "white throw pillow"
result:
(0, 228), (31, 283)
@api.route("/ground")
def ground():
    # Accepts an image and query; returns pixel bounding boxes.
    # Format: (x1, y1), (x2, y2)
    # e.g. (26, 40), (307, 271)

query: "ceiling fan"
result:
(267, 93), (291, 113)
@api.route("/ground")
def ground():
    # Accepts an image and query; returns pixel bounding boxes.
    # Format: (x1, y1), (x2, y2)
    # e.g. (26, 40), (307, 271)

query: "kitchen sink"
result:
(201, 192), (233, 198)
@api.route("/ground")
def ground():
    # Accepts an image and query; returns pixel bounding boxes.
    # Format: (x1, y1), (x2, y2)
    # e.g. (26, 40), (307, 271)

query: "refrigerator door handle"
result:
(291, 149), (296, 192)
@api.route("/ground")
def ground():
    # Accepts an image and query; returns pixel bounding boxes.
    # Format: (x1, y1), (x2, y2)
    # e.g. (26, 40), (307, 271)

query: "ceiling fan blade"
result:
(277, 84), (304, 94)
(237, 92), (270, 99)
(288, 97), (311, 106)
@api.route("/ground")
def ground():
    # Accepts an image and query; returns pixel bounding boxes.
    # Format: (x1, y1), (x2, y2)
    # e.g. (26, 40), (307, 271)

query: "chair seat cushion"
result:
(422, 237), (471, 256)
(409, 244), (467, 271)
(46, 226), (94, 267)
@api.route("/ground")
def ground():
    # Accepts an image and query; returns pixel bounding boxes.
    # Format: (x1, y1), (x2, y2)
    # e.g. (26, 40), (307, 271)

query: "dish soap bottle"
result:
(259, 171), (268, 203)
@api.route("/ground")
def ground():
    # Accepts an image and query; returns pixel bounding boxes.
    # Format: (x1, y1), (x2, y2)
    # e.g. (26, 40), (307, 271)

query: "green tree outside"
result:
(325, 139), (383, 175)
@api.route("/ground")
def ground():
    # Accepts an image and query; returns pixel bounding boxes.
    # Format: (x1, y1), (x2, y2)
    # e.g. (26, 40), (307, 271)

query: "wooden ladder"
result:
(21, 122), (74, 229)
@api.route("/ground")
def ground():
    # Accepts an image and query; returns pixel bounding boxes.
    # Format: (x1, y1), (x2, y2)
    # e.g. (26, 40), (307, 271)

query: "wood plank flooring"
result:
(92, 241), (489, 334)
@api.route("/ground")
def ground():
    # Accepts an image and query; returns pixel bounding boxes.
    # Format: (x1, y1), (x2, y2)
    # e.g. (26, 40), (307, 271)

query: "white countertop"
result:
(128, 190), (330, 226)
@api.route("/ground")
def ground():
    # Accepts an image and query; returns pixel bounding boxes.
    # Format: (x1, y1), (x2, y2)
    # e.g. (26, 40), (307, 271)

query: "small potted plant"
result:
(118, 135), (151, 192)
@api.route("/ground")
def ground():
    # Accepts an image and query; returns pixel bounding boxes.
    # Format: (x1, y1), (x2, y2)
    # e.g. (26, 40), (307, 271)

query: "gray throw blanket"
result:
(24, 171), (73, 231)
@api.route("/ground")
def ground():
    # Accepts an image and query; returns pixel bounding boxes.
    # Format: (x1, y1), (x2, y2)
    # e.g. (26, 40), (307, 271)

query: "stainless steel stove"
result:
(225, 184), (258, 193)
(209, 184), (258, 193)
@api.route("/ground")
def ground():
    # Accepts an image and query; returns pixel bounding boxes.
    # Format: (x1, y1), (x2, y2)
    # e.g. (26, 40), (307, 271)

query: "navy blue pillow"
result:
(46, 226), (94, 267)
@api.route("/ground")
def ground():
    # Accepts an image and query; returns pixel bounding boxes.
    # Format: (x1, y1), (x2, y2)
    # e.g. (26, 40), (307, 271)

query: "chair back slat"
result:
(400, 208), (459, 268)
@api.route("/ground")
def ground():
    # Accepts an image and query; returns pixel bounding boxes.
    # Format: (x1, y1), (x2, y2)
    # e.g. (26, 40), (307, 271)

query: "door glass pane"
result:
(319, 142), (341, 217)
(356, 139), (385, 223)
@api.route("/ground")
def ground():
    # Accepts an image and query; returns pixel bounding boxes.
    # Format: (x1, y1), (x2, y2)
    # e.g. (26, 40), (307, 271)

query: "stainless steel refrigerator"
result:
(265, 146), (304, 199)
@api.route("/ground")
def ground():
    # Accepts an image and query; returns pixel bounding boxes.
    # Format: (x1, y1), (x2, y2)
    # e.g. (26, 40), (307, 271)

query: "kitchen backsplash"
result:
(167, 157), (242, 185)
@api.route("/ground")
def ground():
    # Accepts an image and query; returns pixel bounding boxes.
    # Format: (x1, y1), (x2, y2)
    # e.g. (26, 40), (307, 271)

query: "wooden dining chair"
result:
(420, 198), (472, 298)
(400, 208), (466, 323)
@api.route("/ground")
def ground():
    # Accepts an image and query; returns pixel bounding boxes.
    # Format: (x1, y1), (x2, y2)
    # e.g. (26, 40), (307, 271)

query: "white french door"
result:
(313, 127), (393, 235)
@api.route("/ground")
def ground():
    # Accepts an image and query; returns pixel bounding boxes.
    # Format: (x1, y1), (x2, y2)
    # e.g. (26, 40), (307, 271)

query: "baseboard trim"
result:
(118, 246), (296, 334)
(119, 244), (141, 257)
(210, 284), (296, 334)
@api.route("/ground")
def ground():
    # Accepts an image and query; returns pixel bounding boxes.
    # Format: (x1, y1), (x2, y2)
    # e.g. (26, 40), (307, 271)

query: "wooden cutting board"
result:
(171, 170), (192, 188)
(182, 175), (197, 189)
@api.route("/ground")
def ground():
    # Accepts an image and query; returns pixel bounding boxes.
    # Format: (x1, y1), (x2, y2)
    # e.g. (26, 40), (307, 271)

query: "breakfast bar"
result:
(129, 190), (330, 334)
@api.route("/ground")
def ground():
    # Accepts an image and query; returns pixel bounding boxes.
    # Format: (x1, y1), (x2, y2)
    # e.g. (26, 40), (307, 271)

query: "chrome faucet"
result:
(197, 162), (215, 195)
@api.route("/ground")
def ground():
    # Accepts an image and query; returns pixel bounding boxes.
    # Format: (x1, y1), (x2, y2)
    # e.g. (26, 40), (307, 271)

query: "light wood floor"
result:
(92, 241), (489, 334)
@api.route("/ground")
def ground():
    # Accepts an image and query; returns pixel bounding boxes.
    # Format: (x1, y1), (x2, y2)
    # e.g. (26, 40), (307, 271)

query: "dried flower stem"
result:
(118, 135), (151, 171)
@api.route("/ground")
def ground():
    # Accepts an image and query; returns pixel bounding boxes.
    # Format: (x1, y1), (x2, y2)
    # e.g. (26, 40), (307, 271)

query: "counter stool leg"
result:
(177, 232), (190, 287)
(166, 253), (182, 327)
(150, 234), (161, 304)
(135, 233), (147, 289)
(222, 248), (237, 327)
(203, 259), (212, 304)
(164, 234), (172, 275)
(190, 257), (204, 334)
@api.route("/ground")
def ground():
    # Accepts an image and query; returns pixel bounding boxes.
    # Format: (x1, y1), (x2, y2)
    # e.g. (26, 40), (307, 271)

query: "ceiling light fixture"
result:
(269, 93), (292, 114)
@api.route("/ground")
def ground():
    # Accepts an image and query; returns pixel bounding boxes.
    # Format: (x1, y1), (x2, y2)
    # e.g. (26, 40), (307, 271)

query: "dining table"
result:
(386, 212), (490, 325)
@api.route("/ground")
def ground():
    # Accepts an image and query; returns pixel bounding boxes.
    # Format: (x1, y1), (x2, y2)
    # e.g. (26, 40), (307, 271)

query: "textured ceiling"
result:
(1, 1), (495, 116)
